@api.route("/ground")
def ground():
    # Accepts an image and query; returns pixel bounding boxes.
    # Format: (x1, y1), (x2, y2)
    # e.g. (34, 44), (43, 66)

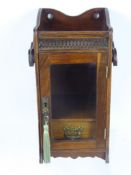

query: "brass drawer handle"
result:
(64, 126), (83, 140)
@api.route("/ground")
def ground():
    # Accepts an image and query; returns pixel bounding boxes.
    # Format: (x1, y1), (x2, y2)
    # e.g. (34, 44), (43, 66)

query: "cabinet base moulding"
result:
(51, 149), (107, 161)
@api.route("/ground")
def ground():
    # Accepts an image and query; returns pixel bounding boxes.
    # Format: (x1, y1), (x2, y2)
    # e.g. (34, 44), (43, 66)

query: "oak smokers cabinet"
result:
(28, 8), (117, 163)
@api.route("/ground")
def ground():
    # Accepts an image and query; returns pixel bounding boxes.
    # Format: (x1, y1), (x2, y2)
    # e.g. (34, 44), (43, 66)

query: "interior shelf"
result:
(52, 138), (96, 142)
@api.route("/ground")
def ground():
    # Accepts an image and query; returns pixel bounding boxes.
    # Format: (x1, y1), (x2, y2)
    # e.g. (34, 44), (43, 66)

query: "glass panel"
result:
(50, 63), (96, 140)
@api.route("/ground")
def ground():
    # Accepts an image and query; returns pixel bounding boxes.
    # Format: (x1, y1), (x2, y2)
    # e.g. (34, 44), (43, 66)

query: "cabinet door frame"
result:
(39, 52), (107, 149)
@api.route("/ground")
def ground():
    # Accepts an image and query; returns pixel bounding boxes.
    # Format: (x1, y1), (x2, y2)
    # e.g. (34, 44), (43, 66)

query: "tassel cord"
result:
(43, 122), (51, 163)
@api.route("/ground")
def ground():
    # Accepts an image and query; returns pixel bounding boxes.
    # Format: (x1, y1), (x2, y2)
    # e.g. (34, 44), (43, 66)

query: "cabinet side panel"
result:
(105, 33), (112, 162)
(96, 53), (107, 148)
(34, 32), (43, 163)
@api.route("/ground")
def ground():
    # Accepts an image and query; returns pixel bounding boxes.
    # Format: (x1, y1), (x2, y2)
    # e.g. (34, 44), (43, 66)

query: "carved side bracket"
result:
(28, 42), (34, 66)
(112, 41), (117, 66)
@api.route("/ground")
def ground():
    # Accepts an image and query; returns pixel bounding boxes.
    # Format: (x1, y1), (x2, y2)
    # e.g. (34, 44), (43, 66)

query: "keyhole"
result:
(44, 102), (47, 107)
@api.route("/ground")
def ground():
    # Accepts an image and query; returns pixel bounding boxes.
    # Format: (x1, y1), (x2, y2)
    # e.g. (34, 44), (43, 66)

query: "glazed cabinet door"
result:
(39, 52), (107, 151)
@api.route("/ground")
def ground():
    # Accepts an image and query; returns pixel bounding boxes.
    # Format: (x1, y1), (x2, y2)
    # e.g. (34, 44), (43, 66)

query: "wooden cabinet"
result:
(29, 8), (117, 163)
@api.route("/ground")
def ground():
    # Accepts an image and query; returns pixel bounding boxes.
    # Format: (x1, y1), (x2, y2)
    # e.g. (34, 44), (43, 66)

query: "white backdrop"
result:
(0, 1), (131, 175)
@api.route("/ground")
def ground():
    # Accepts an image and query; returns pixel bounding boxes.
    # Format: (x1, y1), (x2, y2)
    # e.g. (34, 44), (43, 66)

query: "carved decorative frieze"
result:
(39, 38), (108, 50)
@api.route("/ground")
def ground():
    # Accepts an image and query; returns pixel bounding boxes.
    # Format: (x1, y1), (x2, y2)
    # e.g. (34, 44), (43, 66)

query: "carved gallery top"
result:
(34, 8), (111, 31)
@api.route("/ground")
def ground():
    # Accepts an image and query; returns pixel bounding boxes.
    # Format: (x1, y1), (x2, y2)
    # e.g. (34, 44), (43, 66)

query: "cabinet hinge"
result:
(104, 128), (107, 140)
(106, 66), (109, 78)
